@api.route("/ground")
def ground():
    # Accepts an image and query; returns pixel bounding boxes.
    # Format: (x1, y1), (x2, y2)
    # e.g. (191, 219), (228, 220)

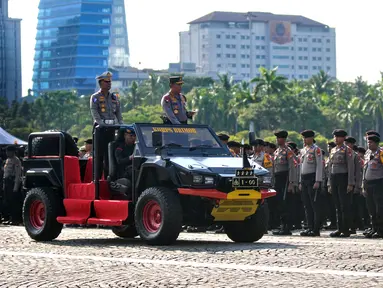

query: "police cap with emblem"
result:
(96, 71), (113, 82)
(217, 133), (230, 141)
(301, 129), (315, 138)
(6, 145), (16, 152)
(85, 139), (93, 145)
(274, 130), (288, 138)
(345, 136), (357, 144)
(169, 76), (184, 85)
(365, 130), (380, 137)
(263, 141), (270, 147)
(332, 129), (347, 137)
(269, 143), (277, 149)
(367, 135), (380, 143)
(251, 139), (264, 146)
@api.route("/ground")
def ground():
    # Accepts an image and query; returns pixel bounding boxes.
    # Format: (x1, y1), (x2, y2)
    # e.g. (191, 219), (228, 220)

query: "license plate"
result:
(232, 177), (258, 188)
(235, 169), (254, 177)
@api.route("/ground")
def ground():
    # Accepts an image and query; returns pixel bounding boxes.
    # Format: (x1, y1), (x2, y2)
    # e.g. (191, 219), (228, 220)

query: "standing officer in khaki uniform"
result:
(161, 76), (196, 124)
(299, 130), (323, 236)
(90, 71), (123, 178)
(363, 135), (383, 238)
(272, 130), (296, 235)
(328, 129), (355, 237)
(3, 145), (22, 225)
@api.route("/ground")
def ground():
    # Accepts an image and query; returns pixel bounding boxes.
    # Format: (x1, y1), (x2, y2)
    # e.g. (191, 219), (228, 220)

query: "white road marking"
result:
(0, 250), (382, 278)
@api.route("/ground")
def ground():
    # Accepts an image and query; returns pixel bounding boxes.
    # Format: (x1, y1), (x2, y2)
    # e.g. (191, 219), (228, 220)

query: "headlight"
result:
(205, 176), (214, 185)
(192, 175), (215, 185)
(193, 175), (203, 184)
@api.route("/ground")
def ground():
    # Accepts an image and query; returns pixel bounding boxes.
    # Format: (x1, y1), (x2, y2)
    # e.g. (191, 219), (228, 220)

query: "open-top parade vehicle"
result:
(22, 123), (276, 245)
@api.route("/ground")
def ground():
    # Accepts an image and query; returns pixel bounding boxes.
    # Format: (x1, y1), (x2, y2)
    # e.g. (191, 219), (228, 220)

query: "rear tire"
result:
(32, 130), (78, 156)
(23, 187), (64, 241)
(112, 225), (138, 238)
(135, 187), (182, 245)
(223, 202), (268, 243)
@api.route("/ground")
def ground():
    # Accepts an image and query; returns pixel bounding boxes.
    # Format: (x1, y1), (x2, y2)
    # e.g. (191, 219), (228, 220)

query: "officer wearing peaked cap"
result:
(217, 133), (230, 145)
(90, 71), (123, 126)
(272, 130), (296, 235)
(328, 129), (355, 237)
(299, 130), (323, 236)
(363, 135), (383, 238)
(90, 71), (123, 178)
(161, 76), (196, 125)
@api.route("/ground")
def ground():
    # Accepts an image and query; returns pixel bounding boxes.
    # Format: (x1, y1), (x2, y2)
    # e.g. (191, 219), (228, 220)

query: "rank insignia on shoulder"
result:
(316, 148), (321, 156)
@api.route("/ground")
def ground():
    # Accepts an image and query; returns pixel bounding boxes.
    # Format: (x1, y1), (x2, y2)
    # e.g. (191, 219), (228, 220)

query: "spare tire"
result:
(32, 130), (79, 157)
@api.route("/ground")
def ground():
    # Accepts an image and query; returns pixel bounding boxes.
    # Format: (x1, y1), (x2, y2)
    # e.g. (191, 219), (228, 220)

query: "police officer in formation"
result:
(3, 145), (22, 225)
(161, 76), (196, 124)
(327, 129), (355, 237)
(363, 133), (383, 238)
(272, 130), (296, 235)
(299, 130), (323, 236)
(90, 71), (123, 178)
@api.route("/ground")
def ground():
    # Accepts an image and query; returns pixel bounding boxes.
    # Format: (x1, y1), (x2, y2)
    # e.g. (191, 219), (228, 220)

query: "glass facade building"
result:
(33, 0), (130, 96)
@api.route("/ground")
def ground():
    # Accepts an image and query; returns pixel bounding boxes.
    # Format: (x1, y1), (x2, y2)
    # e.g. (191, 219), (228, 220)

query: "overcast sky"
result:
(8, 0), (383, 95)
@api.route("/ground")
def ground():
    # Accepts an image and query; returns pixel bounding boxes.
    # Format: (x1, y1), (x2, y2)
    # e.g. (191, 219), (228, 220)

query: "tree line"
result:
(2, 68), (383, 151)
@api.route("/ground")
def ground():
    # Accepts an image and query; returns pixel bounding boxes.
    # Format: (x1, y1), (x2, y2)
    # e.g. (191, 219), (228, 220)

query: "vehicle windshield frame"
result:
(133, 123), (232, 157)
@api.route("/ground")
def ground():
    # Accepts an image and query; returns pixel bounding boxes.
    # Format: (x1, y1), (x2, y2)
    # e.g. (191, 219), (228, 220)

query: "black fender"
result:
(24, 168), (61, 190)
(135, 162), (180, 192)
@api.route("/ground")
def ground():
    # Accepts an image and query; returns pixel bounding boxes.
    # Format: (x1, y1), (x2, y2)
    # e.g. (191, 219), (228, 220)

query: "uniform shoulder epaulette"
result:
(163, 95), (171, 103)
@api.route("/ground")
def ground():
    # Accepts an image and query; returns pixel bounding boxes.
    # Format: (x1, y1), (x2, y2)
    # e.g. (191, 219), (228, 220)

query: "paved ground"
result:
(0, 226), (383, 287)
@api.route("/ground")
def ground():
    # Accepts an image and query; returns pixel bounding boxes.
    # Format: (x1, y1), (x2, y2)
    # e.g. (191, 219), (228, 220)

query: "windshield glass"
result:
(139, 125), (222, 148)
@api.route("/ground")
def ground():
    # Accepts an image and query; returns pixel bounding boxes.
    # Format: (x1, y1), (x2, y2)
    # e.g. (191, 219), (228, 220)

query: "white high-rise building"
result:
(180, 11), (336, 81)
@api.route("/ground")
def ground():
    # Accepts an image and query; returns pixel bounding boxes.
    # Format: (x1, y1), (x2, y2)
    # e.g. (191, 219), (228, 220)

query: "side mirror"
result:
(152, 131), (163, 147)
(248, 132), (255, 145)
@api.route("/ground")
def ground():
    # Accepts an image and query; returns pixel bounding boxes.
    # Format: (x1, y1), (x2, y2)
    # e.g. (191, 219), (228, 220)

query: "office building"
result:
(0, 0), (22, 102)
(33, 0), (130, 96)
(180, 11), (336, 81)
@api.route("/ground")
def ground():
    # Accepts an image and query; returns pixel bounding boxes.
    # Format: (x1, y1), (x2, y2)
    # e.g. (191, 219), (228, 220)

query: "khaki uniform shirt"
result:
(90, 90), (123, 125)
(327, 144), (355, 186)
(161, 92), (189, 124)
(363, 149), (383, 181)
(4, 156), (22, 191)
(273, 145), (296, 183)
(299, 144), (323, 182)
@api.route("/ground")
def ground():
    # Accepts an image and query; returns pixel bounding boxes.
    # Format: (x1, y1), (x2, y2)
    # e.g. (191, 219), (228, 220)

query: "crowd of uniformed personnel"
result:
(216, 129), (383, 238)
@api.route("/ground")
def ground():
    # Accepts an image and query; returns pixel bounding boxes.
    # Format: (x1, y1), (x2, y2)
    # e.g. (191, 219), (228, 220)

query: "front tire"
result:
(223, 202), (268, 243)
(135, 187), (182, 245)
(23, 187), (64, 241)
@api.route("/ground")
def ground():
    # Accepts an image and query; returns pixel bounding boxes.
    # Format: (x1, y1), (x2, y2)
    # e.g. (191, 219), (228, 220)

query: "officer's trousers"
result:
(365, 178), (383, 233)
(330, 173), (352, 233)
(93, 126), (115, 180)
(301, 173), (323, 233)
(351, 193), (366, 230)
(274, 171), (293, 230)
(3, 178), (21, 223)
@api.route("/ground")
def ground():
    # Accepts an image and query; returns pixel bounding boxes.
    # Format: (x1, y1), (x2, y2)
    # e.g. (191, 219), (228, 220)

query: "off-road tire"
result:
(135, 187), (182, 245)
(112, 225), (138, 238)
(223, 202), (268, 243)
(23, 187), (64, 241)
(31, 130), (78, 156)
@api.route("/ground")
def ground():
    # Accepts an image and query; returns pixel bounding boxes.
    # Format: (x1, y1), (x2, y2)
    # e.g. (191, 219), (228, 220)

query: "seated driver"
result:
(109, 127), (136, 200)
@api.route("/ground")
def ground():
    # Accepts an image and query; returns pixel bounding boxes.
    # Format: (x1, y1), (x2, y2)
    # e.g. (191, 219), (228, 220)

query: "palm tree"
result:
(363, 83), (383, 134)
(337, 97), (363, 137)
(309, 70), (334, 95)
(250, 67), (288, 97)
